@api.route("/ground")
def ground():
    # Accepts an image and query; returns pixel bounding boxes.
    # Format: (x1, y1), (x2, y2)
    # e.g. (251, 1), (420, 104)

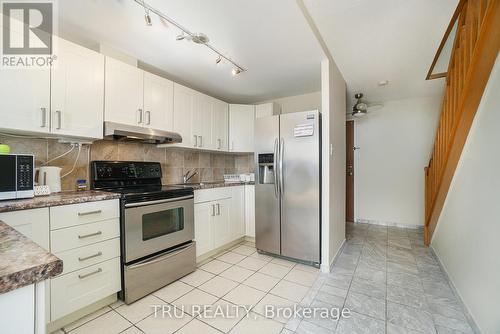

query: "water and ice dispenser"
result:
(258, 153), (275, 184)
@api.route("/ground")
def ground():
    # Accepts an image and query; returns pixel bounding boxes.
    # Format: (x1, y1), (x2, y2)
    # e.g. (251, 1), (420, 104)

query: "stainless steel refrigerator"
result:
(255, 110), (321, 265)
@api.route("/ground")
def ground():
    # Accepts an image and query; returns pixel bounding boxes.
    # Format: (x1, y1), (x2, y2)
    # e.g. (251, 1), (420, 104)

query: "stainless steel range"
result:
(90, 161), (196, 304)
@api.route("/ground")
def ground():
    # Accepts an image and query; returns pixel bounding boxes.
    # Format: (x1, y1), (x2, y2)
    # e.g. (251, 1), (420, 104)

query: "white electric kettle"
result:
(36, 166), (62, 193)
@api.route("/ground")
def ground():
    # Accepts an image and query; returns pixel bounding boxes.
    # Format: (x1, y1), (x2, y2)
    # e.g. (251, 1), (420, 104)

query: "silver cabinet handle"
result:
(78, 210), (102, 216)
(146, 111), (151, 125)
(273, 138), (279, 198)
(193, 135), (198, 147)
(79, 252), (103, 262)
(40, 107), (47, 128)
(211, 204), (216, 216)
(78, 231), (102, 239)
(217, 139), (222, 150)
(56, 110), (62, 129)
(138, 109), (143, 124)
(231, 141), (234, 151)
(198, 136), (203, 147)
(78, 268), (102, 279)
(216, 203), (220, 215)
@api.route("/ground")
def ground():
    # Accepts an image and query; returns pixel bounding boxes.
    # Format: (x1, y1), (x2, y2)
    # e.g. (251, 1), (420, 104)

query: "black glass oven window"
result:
(142, 207), (184, 241)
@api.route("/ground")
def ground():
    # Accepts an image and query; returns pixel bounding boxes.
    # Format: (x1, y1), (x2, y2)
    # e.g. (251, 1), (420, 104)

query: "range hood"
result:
(104, 122), (182, 144)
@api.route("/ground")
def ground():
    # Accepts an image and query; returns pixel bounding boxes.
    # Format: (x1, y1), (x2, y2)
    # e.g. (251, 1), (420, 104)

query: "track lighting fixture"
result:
(133, 0), (246, 74)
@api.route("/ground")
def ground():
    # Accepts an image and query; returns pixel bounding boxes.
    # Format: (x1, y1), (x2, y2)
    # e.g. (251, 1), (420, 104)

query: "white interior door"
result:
(51, 38), (104, 139)
(143, 72), (174, 131)
(104, 57), (144, 126)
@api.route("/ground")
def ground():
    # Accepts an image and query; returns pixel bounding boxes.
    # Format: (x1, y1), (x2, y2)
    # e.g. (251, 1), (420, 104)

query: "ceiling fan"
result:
(348, 93), (383, 119)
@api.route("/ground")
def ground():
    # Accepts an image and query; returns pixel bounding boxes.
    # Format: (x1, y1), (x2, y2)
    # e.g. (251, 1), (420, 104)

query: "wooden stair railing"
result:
(424, 0), (500, 246)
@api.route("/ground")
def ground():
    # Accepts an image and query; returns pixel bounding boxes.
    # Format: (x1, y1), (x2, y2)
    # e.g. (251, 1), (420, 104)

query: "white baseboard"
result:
(429, 247), (481, 334)
(355, 218), (424, 230)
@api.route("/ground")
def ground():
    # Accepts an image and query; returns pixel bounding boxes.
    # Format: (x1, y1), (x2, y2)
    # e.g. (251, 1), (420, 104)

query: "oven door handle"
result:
(127, 242), (195, 269)
(124, 195), (194, 208)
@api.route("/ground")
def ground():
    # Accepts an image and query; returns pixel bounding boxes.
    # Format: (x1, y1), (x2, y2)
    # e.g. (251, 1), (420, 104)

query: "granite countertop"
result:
(0, 190), (121, 213)
(174, 181), (255, 190)
(0, 221), (62, 294)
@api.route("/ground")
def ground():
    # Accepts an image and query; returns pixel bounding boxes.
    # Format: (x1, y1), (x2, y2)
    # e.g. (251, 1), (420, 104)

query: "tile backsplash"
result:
(0, 136), (254, 191)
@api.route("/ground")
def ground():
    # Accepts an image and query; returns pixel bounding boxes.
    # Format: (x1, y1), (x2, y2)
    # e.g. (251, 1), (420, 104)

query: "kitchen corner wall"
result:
(0, 136), (254, 191)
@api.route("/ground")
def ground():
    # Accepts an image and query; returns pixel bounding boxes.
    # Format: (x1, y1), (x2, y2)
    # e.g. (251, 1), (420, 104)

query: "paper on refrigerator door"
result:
(293, 123), (314, 137)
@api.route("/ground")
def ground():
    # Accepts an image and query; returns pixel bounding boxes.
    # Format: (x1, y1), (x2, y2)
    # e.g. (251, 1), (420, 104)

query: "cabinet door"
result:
(173, 83), (195, 147)
(194, 202), (214, 256)
(213, 198), (232, 248)
(229, 104), (255, 152)
(244, 185), (255, 237)
(192, 94), (213, 149)
(230, 186), (245, 240)
(51, 38), (104, 139)
(0, 208), (50, 249)
(104, 57), (144, 126)
(212, 99), (228, 151)
(144, 72), (174, 131)
(0, 66), (50, 134)
(255, 102), (279, 118)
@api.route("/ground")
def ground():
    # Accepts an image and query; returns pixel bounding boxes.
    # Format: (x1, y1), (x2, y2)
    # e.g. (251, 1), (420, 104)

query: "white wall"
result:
(258, 91), (321, 114)
(318, 58), (346, 272)
(432, 55), (500, 334)
(354, 96), (441, 227)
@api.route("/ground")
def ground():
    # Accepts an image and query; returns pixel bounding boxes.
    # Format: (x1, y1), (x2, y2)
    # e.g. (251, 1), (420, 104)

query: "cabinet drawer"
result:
(50, 219), (120, 253)
(50, 199), (119, 230)
(194, 188), (232, 204)
(50, 257), (120, 321)
(55, 238), (120, 275)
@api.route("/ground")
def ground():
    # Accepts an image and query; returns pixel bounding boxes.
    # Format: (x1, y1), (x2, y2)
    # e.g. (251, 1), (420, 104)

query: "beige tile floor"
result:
(58, 223), (476, 334)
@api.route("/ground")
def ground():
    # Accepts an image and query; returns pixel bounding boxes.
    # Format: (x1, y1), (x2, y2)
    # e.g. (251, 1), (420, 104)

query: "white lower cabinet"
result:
(50, 257), (121, 320)
(194, 186), (247, 258)
(0, 199), (122, 327)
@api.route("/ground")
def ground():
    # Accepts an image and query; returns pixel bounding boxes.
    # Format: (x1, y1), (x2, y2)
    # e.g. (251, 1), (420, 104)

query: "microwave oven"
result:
(0, 154), (35, 201)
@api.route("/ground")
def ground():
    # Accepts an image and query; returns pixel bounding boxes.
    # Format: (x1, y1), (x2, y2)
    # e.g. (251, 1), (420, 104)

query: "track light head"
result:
(231, 67), (242, 76)
(144, 12), (152, 26)
(216, 56), (222, 65)
(176, 33), (186, 41)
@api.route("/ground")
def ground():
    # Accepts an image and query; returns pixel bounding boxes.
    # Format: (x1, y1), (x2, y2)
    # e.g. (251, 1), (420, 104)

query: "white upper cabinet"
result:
(104, 57), (144, 126)
(144, 72), (174, 131)
(173, 83), (195, 147)
(51, 38), (104, 139)
(212, 99), (229, 151)
(255, 102), (280, 118)
(229, 104), (255, 152)
(0, 65), (50, 134)
(192, 94), (213, 149)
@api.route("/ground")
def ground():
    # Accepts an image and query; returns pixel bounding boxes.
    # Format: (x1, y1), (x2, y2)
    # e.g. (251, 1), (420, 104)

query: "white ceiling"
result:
(304, 0), (458, 106)
(58, 0), (458, 105)
(58, 0), (323, 103)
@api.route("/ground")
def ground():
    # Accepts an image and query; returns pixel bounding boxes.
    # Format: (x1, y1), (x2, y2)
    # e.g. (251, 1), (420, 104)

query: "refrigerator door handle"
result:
(279, 138), (284, 194)
(273, 138), (279, 198)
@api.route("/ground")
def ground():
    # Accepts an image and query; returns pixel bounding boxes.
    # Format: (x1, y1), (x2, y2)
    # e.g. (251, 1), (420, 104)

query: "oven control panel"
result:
(92, 161), (162, 180)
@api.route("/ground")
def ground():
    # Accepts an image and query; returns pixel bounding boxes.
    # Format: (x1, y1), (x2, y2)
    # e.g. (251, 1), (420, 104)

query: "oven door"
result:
(124, 195), (194, 263)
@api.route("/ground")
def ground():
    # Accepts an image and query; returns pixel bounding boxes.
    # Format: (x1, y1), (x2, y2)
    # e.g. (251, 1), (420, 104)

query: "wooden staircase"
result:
(424, 0), (500, 245)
